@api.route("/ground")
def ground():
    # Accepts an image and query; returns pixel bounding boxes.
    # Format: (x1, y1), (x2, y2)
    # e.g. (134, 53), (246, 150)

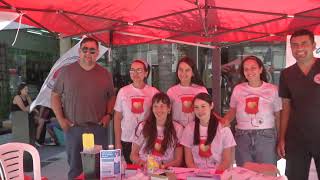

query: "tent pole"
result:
(107, 30), (114, 146)
(207, 5), (286, 16)
(208, 16), (287, 38)
(116, 31), (217, 49)
(222, 19), (320, 48)
(196, 0), (208, 37)
(135, 8), (198, 24)
(221, 34), (272, 48)
(196, 46), (199, 70)
(212, 47), (221, 114)
(59, 12), (104, 44)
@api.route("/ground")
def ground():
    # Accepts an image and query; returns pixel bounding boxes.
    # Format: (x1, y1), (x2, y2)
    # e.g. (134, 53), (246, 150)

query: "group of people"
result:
(11, 28), (317, 180)
(114, 56), (235, 171)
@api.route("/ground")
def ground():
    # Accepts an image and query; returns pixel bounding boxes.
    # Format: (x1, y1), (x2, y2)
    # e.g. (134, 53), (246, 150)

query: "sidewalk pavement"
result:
(28, 151), (68, 180)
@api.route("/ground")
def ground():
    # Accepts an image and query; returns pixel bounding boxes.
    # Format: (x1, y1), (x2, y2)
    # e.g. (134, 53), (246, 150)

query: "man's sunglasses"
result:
(81, 47), (97, 54)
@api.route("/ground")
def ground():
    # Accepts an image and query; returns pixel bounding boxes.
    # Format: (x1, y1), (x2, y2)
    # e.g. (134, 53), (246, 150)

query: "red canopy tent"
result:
(1, 0), (320, 48)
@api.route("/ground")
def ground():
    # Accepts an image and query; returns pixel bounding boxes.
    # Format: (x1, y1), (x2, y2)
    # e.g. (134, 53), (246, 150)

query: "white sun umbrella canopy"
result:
(0, 12), (19, 31)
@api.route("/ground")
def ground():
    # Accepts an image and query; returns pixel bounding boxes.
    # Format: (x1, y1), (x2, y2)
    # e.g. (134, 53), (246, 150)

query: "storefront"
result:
(0, 28), (286, 120)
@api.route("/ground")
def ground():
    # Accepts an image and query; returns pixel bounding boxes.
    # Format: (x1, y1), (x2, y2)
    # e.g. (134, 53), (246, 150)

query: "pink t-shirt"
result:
(180, 122), (236, 168)
(230, 82), (282, 130)
(167, 84), (208, 127)
(132, 121), (184, 163)
(114, 84), (159, 142)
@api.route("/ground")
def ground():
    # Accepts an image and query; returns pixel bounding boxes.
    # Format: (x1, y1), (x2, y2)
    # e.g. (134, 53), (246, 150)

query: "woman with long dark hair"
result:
(114, 59), (159, 164)
(11, 82), (45, 146)
(222, 56), (281, 166)
(130, 92), (183, 168)
(181, 93), (236, 170)
(167, 57), (207, 127)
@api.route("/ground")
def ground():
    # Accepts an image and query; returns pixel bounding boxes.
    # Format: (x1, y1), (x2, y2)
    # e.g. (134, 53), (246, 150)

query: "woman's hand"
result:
(220, 117), (230, 127)
(136, 159), (146, 168)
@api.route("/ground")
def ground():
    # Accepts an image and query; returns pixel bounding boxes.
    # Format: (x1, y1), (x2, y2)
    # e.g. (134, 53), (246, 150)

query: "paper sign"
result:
(100, 149), (121, 179)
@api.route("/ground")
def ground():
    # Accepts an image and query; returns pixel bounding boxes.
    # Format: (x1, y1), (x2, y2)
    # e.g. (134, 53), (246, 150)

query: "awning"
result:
(1, 0), (320, 48)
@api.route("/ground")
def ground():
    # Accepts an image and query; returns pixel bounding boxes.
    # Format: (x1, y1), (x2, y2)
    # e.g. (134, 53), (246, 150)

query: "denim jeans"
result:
(235, 128), (277, 166)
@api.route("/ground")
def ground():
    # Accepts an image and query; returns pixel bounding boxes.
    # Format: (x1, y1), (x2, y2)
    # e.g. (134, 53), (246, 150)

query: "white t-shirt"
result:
(167, 84), (208, 127)
(114, 84), (159, 142)
(230, 82), (282, 130)
(181, 122), (236, 168)
(133, 121), (184, 163)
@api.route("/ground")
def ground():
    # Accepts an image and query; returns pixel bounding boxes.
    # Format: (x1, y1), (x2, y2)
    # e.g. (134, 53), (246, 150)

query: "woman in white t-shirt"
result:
(131, 92), (183, 168)
(181, 93), (236, 171)
(114, 59), (159, 164)
(223, 56), (281, 166)
(167, 57), (208, 127)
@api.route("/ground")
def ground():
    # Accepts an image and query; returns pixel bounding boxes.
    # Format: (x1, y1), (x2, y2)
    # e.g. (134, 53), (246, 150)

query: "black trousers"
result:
(121, 141), (133, 164)
(285, 142), (320, 180)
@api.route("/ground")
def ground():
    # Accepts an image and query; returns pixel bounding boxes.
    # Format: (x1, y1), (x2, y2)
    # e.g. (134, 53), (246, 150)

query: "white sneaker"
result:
(35, 141), (42, 147)
(44, 142), (57, 146)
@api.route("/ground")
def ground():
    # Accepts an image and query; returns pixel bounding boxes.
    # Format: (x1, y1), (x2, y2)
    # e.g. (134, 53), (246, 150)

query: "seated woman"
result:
(130, 92), (183, 169)
(11, 83), (45, 146)
(181, 93), (236, 171)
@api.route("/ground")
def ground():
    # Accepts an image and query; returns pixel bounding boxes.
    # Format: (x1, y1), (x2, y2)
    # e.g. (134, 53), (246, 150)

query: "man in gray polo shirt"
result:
(277, 29), (320, 180)
(51, 37), (114, 180)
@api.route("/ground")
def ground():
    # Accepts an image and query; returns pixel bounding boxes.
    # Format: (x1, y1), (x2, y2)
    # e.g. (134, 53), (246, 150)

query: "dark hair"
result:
(290, 29), (314, 43)
(138, 92), (178, 154)
(193, 93), (218, 145)
(175, 57), (203, 86)
(17, 82), (27, 95)
(131, 59), (150, 79)
(239, 56), (268, 82)
(80, 37), (99, 48)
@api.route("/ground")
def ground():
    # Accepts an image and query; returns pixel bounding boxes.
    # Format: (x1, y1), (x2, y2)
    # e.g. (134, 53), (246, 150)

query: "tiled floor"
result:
(40, 152), (69, 180)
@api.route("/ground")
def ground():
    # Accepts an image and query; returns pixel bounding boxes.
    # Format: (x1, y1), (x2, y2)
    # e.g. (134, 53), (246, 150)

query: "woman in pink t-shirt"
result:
(167, 57), (208, 127)
(181, 93), (236, 170)
(131, 92), (183, 169)
(114, 59), (159, 164)
(222, 56), (281, 166)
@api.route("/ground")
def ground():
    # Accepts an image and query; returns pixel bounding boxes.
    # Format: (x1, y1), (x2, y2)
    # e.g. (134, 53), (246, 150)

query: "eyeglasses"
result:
(129, 68), (144, 74)
(81, 47), (97, 54)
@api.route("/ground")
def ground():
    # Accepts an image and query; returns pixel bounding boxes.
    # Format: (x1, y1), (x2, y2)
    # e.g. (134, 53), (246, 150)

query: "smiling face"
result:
(79, 41), (99, 67)
(243, 59), (263, 83)
(290, 35), (316, 63)
(129, 61), (148, 84)
(193, 98), (213, 124)
(178, 62), (193, 86)
(152, 100), (171, 126)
